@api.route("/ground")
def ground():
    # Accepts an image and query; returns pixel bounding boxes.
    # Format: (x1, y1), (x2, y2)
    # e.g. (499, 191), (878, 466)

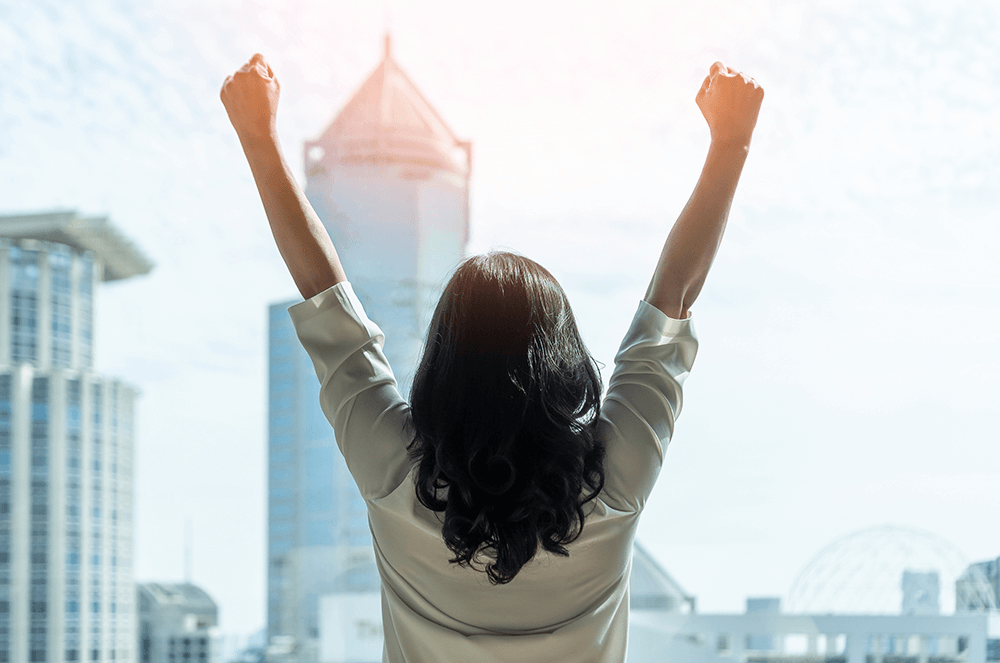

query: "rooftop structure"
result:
(306, 34), (471, 175)
(631, 541), (696, 613)
(137, 583), (218, 663)
(0, 210), (153, 281)
(903, 570), (942, 615)
(958, 556), (1000, 612)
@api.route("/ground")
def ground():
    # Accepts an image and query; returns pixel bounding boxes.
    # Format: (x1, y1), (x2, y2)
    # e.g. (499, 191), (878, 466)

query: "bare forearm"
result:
(644, 141), (748, 319)
(243, 138), (347, 300)
(221, 54), (347, 300)
(643, 61), (762, 319)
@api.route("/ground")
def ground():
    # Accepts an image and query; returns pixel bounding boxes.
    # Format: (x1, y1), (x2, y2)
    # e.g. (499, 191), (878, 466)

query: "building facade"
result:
(266, 36), (470, 660)
(136, 583), (217, 663)
(958, 557), (1000, 612)
(628, 606), (990, 663)
(903, 570), (941, 615)
(0, 211), (151, 663)
(266, 303), (378, 662)
(301, 33), (471, 399)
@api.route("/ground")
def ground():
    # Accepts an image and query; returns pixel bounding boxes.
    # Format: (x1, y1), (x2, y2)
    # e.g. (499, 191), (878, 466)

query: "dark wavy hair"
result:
(408, 251), (606, 585)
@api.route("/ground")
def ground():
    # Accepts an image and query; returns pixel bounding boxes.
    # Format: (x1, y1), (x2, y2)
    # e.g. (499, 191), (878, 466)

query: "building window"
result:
(270, 397), (292, 412)
(50, 248), (73, 367)
(10, 246), (40, 364)
(78, 254), (94, 368)
(270, 343), (292, 358)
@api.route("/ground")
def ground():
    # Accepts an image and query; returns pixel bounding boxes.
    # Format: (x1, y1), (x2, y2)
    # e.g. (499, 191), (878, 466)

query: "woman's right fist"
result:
(220, 54), (281, 148)
(695, 62), (764, 149)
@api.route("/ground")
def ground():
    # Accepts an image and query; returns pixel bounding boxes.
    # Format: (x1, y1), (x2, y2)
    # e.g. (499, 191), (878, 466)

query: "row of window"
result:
(0, 377), (10, 488)
(0, 374), (129, 655)
(30, 379), (48, 633)
(9, 247), (39, 367)
(67, 380), (83, 654)
(6, 246), (96, 368)
(51, 250), (73, 367)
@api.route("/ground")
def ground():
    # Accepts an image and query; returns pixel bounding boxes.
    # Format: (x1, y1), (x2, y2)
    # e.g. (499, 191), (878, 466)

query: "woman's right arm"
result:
(644, 62), (764, 319)
(221, 54), (348, 301)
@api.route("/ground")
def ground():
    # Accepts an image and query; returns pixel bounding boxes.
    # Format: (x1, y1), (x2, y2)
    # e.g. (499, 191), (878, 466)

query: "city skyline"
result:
(2, 0), (999, 641)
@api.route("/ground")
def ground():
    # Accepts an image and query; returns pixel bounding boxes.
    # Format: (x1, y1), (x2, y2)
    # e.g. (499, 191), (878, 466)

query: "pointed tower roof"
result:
(312, 34), (469, 174)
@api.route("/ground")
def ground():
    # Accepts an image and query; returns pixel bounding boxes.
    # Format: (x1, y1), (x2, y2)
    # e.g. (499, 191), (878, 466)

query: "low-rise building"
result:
(958, 557), (1000, 611)
(137, 583), (218, 663)
(630, 599), (990, 663)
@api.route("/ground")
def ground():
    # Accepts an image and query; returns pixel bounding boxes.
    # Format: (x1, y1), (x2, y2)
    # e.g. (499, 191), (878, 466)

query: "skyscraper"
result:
(302, 33), (472, 399)
(0, 211), (152, 663)
(266, 36), (470, 659)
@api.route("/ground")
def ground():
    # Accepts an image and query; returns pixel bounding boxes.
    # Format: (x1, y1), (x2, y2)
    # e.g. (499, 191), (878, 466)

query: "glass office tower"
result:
(266, 303), (379, 659)
(0, 211), (152, 663)
(266, 36), (470, 660)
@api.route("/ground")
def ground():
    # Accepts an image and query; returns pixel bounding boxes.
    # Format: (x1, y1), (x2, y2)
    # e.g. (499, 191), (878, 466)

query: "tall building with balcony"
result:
(0, 211), (152, 663)
(266, 36), (471, 659)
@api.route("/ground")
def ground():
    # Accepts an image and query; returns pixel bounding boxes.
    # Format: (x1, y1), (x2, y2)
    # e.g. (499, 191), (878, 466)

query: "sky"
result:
(2, 0), (999, 639)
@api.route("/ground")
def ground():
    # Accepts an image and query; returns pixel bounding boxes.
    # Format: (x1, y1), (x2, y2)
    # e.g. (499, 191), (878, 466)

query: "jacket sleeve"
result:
(288, 282), (413, 501)
(598, 300), (698, 512)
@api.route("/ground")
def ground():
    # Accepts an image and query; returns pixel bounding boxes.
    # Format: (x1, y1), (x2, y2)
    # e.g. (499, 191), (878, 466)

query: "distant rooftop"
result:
(138, 582), (216, 610)
(309, 34), (470, 174)
(0, 210), (153, 281)
(631, 541), (695, 612)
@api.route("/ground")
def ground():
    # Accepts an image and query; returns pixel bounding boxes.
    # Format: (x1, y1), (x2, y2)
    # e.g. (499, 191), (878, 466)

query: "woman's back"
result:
(289, 282), (697, 662)
(373, 474), (633, 626)
(371, 482), (637, 661)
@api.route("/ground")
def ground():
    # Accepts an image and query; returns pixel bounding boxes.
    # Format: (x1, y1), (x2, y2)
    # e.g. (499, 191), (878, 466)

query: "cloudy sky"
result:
(3, 0), (999, 638)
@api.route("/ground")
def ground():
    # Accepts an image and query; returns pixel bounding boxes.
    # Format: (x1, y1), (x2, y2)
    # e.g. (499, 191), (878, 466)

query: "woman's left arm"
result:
(221, 53), (347, 299)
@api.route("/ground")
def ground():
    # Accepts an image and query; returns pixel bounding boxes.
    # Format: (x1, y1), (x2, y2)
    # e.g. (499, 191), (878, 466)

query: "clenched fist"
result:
(696, 62), (764, 149)
(220, 54), (281, 149)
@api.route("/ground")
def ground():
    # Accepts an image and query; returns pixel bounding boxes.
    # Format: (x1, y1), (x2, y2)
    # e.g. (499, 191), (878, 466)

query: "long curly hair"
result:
(408, 251), (606, 585)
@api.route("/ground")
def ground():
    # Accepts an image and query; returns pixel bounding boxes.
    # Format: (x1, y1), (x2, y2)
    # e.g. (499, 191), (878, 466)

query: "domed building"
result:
(787, 525), (996, 615)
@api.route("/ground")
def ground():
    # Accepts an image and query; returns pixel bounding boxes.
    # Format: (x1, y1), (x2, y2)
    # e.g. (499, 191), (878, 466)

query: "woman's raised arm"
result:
(644, 62), (764, 319)
(221, 54), (347, 300)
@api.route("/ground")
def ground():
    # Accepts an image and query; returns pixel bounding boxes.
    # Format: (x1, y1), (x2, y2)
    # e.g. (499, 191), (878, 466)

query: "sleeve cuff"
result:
(287, 281), (360, 326)
(637, 299), (693, 337)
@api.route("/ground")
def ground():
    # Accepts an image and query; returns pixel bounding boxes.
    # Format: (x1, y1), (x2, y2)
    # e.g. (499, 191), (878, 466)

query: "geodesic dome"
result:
(787, 525), (996, 615)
